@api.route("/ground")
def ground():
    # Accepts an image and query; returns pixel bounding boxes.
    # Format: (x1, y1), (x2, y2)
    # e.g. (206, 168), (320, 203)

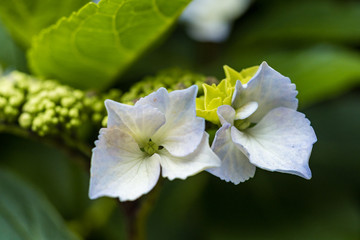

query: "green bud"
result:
(59, 108), (69, 117)
(18, 113), (33, 128)
(9, 95), (23, 107)
(52, 118), (59, 124)
(0, 97), (7, 108)
(92, 113), (102, 123)
(102, 116), (108, 127)
(74, 90), (84, 99)
(73, 102), (83, 109)
(4, 105), (18, 116)
(70, 118), (80, 127)
(61, 97), (76, 108)
(42, 125), (50, 133)
(69, 108), (79, 118)
(93, 101), (103, 112)
(44, 100), (56, 109)
(32, 117), (43, 131)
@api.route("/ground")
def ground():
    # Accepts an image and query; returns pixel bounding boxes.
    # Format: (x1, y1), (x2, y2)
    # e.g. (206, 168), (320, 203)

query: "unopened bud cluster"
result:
(120, 68), (215, 104)
(0, 72), (121, 137)
(0, 69), (209, 137)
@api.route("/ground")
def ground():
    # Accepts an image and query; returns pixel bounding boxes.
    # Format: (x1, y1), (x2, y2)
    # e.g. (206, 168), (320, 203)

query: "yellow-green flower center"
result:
(234, 119), (251, 131)
(141, 139), (162, 156)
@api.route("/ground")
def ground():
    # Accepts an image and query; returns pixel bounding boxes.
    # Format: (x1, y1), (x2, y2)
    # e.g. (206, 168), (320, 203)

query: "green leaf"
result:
(0, 169), (80, 240)
(0, 0), (89, 48)
(240, 0), (360, 45)
(270, 45), (360, 107)
(0, 20), (27, 71)
(28, 0), (191, 90)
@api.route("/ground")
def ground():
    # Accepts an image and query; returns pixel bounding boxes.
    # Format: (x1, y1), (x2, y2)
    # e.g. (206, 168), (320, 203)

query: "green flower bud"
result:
(69, 108), (79, 118)
(61, 97), (76, 108)
(93, 101), (103, 112)
(70, 118), (80, 127)
(92, 113), (103, 123)
(18, 113), (32, 128)
(9, 94), (24, 107)
(59, 108), (69, 117)
(74, 90), (84, 99)
(0, 97), (7, 108)
(102, 116), (108, 127)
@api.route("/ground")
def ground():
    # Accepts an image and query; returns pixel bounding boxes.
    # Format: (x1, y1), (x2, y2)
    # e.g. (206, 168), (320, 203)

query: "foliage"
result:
(28, 0), (191, 90)
(0, 169), (80, 240)
(0, 21), (27, 71)
(0, 0), (89, 48)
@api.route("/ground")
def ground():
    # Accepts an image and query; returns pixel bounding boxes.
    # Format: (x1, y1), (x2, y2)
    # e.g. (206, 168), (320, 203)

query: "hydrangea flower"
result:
(208, 62), (317, 184)
(89, 86), (221, 201)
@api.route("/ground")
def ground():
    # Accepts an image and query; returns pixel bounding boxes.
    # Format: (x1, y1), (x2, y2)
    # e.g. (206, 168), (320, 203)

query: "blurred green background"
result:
(0, 0), (359, 239)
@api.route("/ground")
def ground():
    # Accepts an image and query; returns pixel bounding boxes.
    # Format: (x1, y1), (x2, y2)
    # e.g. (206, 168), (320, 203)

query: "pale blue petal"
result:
(105, 100), (166, 146)
(234, 101), (258, 120)
(104, 99), (127, 128)
(153, 85), (204, 157)
(159, 133), (221, 180)
(231, 107), (316, 179)
(217, 105), (235, 125)
(89, 128), (161, 201)
(231, 80), (245, 107)
(208, 123), (256, 184)
(135, 87), (169, 114)
(232, 62), (298, 123)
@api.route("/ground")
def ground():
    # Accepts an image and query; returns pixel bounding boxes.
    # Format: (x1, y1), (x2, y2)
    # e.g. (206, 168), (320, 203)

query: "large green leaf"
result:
(0, 20), (27, 71)
(0, 169), (80, 240)
(0, 0), (89, 48)
(28, 0), (191, 90)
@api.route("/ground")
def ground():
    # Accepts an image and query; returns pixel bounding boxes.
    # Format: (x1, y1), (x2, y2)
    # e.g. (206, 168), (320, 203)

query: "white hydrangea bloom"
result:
(181, 0), (252, 42)
(208, 62), (317, 184)
(89, 86), (221, 201)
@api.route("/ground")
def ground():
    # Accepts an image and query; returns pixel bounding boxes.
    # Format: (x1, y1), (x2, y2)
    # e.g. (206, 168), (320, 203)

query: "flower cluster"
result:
(0, 71), (121, 137)
(89, 86), (221, 201)
(207, 62), (317, 183)
(89, 62), (316, 202)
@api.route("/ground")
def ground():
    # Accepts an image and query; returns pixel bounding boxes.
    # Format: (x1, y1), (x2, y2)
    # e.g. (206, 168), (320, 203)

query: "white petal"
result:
(89, 128), (161, 201)
(159, 133), (221, 180)
(217, 105), (235, 125)
(105, 100), (166, 146)
(232, 62), (298, 123)
(104, 99), (126, 128)
(153, 85), (205, 157)
(208, 123), (256, 184)
(231, 80), (245, 106)
(231, 107), (316, 179)
(235, 101), (258, 120)
(135, 87), (169, 114)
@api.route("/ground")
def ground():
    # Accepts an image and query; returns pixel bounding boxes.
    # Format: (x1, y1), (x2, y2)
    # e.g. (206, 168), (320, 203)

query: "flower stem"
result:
(121, 179), (163, 240)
